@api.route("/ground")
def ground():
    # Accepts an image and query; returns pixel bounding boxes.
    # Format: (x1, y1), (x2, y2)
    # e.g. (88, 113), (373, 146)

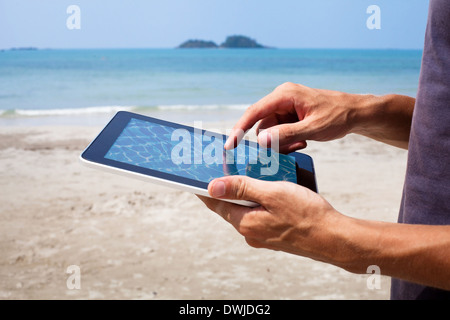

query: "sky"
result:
(0, 0), (429, 50)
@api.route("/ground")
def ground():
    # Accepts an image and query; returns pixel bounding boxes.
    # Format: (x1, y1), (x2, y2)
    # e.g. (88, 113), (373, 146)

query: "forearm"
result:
(349, 94), (415, 149)
(330, 214), (450, 290)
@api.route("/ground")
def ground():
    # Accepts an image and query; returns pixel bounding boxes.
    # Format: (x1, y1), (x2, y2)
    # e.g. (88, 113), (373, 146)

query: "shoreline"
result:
(0, 107), (250, 128)
(0, 124), (407, 299)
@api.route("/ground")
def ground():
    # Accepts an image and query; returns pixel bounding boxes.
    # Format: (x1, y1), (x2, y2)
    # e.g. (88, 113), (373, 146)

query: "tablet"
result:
(80, 111), (318, 207)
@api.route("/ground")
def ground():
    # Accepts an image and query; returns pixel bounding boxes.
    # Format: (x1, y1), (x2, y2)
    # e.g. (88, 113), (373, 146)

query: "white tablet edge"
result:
(78, 154), (259, 208)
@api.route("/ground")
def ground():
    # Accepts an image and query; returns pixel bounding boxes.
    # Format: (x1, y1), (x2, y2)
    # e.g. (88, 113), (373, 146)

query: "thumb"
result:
(258, 121), (312, 148)
(208, 176), (272, 204)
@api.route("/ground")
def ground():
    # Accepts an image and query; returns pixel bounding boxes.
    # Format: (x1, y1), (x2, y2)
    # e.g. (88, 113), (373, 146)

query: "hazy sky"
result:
(0, 0), (429, 49)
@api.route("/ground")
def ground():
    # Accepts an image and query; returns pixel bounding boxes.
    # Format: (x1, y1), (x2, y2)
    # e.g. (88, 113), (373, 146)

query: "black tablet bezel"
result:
(81, 111), (317, 192)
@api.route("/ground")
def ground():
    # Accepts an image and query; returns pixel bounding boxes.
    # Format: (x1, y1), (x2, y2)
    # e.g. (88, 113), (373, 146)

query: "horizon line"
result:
(1, 46), (424, 51)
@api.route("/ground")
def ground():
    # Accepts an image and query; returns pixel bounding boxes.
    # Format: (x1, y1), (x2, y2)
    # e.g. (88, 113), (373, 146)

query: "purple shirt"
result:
(390, 0), (450, 300)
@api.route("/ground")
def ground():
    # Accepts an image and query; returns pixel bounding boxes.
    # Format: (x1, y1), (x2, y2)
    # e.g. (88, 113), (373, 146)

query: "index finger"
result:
(224, 91), (293, 150)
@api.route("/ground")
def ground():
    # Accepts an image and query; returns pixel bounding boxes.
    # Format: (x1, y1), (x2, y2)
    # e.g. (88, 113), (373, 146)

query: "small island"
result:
(177, 35), (268, 49)
(178, 39), (218, 49)
(220, 35), (265, 48)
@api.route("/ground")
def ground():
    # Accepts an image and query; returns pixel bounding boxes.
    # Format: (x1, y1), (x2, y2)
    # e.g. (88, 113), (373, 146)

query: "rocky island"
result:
(220, 35), (265, 48)
(178, 40), (218, 49)
(177, 35), (267, 49)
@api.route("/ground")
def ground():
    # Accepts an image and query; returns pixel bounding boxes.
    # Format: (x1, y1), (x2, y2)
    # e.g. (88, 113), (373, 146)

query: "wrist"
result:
(323, 213), (383, 273)
(348, 93), (391, 136)
(348, 94), (414, 149)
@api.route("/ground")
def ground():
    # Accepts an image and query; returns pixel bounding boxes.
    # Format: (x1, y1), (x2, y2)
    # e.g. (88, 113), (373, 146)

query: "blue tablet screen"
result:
(104, 118), (297, 184)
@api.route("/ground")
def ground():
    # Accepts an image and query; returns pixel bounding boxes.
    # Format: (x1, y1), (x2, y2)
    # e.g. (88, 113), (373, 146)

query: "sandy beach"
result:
(0, 120), (408, 300)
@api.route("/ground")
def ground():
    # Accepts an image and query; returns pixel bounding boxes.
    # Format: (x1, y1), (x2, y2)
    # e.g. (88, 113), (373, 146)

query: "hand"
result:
(224, 82), (415, 151)
(197, 177), (450, 290)
(224, 82), (367, 153)
(197, 175), (345, 264)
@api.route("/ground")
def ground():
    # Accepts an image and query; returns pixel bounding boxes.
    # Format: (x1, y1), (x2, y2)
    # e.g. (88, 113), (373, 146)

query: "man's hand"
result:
(196, 83), (450, 290)
(197, 176), (450, 290)
(197, 175), (347, 265)
(224, 82), (415, 151)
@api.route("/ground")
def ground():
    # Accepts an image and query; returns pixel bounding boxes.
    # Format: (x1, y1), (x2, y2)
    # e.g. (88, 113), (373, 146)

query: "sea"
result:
(0, 48), (422, 126)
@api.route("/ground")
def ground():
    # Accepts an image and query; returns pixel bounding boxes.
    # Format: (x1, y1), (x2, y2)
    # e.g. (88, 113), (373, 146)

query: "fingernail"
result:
(258, 130), (271, 147)
(224, 138), (231, 150)
(210, 180), (226, 197)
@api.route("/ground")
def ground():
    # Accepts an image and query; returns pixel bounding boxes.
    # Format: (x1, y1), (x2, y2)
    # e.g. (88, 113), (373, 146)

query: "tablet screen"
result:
(104, 117), (297, 184)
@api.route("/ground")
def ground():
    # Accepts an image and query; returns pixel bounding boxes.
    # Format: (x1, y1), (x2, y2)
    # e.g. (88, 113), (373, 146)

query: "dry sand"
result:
(0, 120), (408, 300)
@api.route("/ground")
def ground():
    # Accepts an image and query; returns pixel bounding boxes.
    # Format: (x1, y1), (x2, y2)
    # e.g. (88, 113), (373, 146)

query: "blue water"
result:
(0, 48), (422, 125)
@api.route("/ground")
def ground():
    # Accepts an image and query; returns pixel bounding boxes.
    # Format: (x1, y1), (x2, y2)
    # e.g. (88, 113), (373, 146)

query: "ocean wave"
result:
(1, 106), (135, 117)
(19, 105), (136, 116)
(156, 104), (249, 111)
(0, 104), (250, 117)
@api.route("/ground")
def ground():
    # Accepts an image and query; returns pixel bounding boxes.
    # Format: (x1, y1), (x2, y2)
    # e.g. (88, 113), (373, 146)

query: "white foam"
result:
(156, 104), (249, 111)
(1, 104), (250, 118)
(13, 106), (135, 116)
